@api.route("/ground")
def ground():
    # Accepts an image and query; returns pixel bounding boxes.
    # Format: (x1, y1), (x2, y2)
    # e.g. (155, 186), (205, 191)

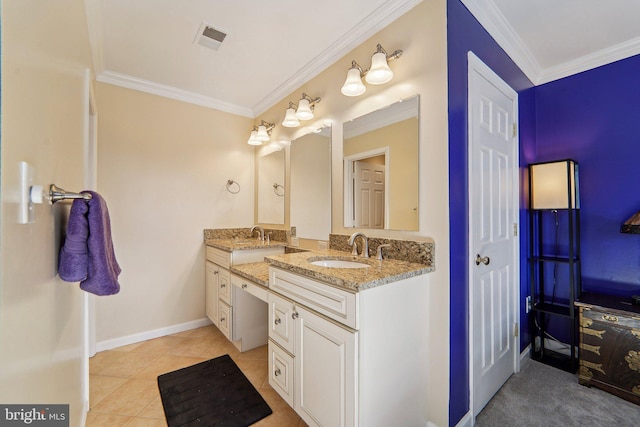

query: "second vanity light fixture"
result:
(282, 93), (321, 128)
(247, 120), (276, 146)
(341, 43), (403, 97)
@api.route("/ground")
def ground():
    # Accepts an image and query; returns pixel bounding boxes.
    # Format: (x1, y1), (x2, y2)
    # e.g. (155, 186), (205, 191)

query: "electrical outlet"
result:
(526, 296), (532, 313)
(290, 226), (296, 237)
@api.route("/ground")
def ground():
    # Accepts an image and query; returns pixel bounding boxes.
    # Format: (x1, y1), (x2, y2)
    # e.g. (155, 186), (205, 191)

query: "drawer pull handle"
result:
(221, 283), (226, 288)
(242, 284), (248, 289)
(214, 271), (219, 275)
(274, 368), (281, 377)
(220, 317), (226, 322)
(292, 312), (299, 320)
(602, 314), (618, 323)
(274, 318), (282, 325)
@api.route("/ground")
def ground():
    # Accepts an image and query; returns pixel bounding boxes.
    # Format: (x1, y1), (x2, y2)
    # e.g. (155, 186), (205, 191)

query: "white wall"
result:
(1, 0), (93, 424)
(94, 83), (255, 344)
(256, 1), (450, 425)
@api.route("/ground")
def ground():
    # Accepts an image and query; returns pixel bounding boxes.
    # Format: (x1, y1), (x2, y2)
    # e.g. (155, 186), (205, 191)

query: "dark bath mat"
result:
(158, 354), (272, 426)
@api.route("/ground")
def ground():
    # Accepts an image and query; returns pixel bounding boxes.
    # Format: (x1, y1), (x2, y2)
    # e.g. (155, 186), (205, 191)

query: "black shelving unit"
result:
(528, 159), (581, 373)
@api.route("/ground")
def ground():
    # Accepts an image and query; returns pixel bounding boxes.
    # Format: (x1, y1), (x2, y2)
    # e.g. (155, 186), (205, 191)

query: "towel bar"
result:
(49, 184), (92, 204)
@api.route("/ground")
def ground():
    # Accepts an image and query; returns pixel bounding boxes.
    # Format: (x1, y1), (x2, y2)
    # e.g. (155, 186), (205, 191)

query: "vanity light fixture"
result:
(282, 102), (301, 127)
(281, 93), (321, 127)
(341, 43), (403, 97)
(247, 121), (275, 145)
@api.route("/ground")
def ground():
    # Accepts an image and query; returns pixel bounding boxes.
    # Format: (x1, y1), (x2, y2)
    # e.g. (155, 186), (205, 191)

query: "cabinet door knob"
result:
(475, 254), (490, 266)
(274, 317), (282, 325)
(220, 317), (226, 322)
(274, 368), (281, 377)
(242, 284), (248, 289)
(292, 312), (299, 319)
(221, 283), (226, 288)
(214, 271), (219, 275)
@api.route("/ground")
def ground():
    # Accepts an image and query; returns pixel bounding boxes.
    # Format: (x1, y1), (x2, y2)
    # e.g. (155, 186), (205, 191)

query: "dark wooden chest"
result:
(576, 293), (640, 405)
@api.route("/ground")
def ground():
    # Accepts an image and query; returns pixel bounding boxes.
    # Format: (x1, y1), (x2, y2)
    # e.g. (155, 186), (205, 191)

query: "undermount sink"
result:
(309, 258), (370, 269)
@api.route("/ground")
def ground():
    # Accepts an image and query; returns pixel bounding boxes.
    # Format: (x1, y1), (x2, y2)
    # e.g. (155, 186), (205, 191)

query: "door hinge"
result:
(512, 123), (517, 138)
(513, 223), (518, 237)
(514, 323), (519, 337)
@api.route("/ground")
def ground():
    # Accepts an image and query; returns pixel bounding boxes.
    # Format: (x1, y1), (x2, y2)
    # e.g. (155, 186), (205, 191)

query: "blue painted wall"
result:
(447, 1), (535, 424)
(534, 55), (640, 297)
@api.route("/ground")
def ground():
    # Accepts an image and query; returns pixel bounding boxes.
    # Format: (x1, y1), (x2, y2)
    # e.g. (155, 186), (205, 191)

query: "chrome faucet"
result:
(251, 225), (265, 242)
(348, 232), (369, 258)
(376, 244), (391, 260)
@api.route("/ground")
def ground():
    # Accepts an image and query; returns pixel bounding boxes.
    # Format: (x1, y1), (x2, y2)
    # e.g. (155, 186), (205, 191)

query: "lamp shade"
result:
(255, 125), (270, 142)
(365, 51), (393, 85)
(295, 98), (314, 120)
(282, 107), (300, 127)
(247, 130), (262, 146)
(530, 160), (579, 209)
(341, 67), (366, 97)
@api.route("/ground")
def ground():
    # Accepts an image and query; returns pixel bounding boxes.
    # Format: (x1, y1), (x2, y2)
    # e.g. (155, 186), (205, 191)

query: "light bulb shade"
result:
(282, 107), (300, 127)
(255, 125), (270, 142)
(247, 130), (262, 146)
(365, 51), (393, 85)
(295, 99), (314, 120)
(341, 67), (366, 96)
(530, 160), (579, 209)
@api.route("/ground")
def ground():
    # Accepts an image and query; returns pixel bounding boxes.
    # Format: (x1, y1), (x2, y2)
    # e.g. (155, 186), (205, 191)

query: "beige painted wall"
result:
(1, 0), (93, 424)
(95, 83), (255, 343)
(255, 1), (450, 425)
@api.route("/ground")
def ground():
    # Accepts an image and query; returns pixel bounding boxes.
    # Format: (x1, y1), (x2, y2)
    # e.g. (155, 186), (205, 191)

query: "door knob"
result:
(475, 254), (490, 266)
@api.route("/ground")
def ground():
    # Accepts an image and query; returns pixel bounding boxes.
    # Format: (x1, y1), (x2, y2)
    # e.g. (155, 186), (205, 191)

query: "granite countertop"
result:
(204, 238), (287, 251)
(230, 262), (270, 288)
(265, 249), (434, 292)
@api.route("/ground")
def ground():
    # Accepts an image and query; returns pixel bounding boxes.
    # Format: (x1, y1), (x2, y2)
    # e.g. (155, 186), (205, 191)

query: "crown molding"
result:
(251, 0), (423, 116)
(538, 35), (640, 84)
(97, 71), (254, 117)
(460, 0), (542, 84)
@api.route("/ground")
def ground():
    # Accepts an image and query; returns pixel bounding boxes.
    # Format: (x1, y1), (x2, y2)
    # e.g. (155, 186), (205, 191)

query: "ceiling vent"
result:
(194, 22), (227, 51)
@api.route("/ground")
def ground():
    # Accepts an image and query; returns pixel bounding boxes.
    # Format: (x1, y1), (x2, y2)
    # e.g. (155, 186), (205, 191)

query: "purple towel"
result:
(59, 191), (121, 296)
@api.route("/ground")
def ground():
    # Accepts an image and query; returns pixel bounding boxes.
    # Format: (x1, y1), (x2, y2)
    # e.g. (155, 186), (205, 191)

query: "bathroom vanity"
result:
(204, 230), (435, 427)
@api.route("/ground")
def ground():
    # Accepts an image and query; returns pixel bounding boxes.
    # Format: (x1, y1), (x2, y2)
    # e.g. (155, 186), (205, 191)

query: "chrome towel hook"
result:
(48, 184), (92, 204)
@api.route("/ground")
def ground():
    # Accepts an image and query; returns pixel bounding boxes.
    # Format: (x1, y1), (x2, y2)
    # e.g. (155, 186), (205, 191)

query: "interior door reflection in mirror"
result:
(343, 95), (419, 231)
(290, 126), (331, 241)
(257, 149), (285, 224)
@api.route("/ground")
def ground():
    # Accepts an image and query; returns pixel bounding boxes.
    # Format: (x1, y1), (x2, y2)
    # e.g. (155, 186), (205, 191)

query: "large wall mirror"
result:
(257, 149), (285, 224)
(290, 126), (331, 240)
(343, 95), (419, 231)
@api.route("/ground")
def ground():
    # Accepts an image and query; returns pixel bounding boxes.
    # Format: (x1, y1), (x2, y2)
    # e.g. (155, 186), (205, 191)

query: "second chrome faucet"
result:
(348, 232), (369, 258)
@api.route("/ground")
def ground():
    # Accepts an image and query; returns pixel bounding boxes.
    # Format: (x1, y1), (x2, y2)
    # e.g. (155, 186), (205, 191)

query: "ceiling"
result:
(86, 0), (640, 118)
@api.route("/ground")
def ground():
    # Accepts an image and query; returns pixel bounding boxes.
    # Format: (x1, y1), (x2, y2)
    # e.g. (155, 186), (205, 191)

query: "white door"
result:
(295, 305), (356, 427)
(354, 161), (385, 229)
(468, 52), (520, 417)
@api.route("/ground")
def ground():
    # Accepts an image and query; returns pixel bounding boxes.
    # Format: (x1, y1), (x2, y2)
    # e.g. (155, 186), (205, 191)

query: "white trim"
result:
(467, 51), (521, 421)
(455, 411), (473, 427)
(97, 71), (255, 118)
(520, 344), (531, 365)
(95, 318), (212, 352)
(460, 0), (640, 86)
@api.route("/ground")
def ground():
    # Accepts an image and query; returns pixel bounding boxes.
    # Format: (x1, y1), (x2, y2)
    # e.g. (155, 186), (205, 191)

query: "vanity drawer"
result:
(268, 291), (295, 354)
(218, 268), (232, 305)
(218, 301), (232, 340)
(231, 274), (268, 303)
(206, 246), (231, 268)
(270, 267), (358, 329)
(268, 340), (294, 407)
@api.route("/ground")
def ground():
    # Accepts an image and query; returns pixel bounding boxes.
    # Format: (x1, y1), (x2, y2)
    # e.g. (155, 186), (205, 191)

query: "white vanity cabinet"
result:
(205, 244), (283, 349)
(268, 266), (430, 427)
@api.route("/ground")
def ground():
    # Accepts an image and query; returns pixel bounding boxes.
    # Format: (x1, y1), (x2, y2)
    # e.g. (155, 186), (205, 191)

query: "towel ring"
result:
(49, 184), (92, 204)
(273, 183), (284, 197)
(226, 179), (240, 194)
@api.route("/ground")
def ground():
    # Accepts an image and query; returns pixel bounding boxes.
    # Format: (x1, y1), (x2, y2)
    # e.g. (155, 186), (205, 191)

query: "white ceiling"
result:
(86, 0), (640, 118)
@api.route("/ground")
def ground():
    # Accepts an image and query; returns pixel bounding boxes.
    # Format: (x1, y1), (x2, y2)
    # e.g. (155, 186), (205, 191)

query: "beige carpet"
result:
(476, 359), (640, 426)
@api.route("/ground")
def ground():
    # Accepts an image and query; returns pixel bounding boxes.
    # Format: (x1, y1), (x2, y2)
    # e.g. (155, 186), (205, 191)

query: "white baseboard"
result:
(96, 318), (212, 352)
(455, 411), (473, 427)
(520, 344), (531, 365)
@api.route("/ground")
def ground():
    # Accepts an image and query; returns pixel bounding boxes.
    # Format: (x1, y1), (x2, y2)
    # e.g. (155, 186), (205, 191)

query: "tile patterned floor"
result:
(87, 325), (306, 426)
